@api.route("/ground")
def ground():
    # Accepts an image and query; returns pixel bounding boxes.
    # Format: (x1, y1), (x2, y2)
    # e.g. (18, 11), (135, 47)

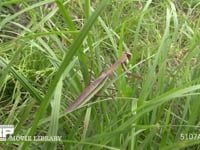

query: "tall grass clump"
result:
(0, 0), (200, 149)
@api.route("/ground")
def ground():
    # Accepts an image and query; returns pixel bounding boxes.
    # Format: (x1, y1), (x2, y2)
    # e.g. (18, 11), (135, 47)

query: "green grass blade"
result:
(45, 76), (63, 150)
(0, 0), (55, 28)
(55, 0), (76, 35)
(0, 57), (43, 102)
(19, 0), (110, 149)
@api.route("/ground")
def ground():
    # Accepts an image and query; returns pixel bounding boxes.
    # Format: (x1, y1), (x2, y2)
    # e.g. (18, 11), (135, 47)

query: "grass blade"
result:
(19, 0), (110, 149)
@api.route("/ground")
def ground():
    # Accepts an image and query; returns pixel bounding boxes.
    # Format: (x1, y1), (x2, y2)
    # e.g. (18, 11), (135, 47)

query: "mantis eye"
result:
(125, 52), (132, 60)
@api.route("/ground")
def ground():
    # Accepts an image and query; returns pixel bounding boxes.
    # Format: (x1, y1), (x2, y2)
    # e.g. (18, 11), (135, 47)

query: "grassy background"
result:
(1, 0), (200, 149)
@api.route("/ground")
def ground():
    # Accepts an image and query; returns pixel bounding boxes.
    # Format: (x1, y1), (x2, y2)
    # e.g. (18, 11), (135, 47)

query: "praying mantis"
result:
(66, 52), (132, 113)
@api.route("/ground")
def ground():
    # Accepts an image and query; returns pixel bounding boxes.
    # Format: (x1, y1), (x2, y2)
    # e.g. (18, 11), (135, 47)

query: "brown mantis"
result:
(66, 52), (132, 113)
